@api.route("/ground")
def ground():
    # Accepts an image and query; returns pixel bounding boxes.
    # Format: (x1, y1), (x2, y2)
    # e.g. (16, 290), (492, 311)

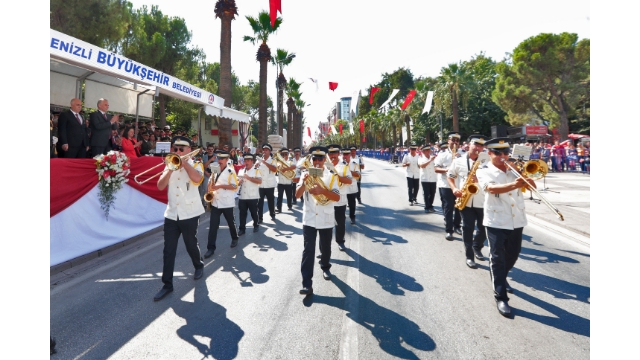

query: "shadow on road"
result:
(303, 276), (436, 359)
(518, 246), (580, 265)
(173, 281), (245, 359)
(220, 248), (269, 286)
(510, 267), (590, 303)
(331, 248), (424, 295)
(513, 288), (590, 337)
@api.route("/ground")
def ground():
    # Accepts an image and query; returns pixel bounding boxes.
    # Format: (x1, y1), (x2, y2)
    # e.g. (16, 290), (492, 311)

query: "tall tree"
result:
(271, 49), (296, 137)
(434, 62), (472, 132)
(215, 0), (238, 147)
(243, 10), (282, 146)
(493, 32), (590, 140)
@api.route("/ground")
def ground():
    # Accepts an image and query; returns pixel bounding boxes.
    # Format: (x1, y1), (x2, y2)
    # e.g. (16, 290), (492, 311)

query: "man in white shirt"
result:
(153, 136), (205, 301)
(342, 150), (361, 225)
(257, 144), (279, 223)
(447, 135), (490, 269)
(330, 145), (352, 251)
(477, 137), (535, 317)
(276, 148), (296, 213)
(205, 150), (239, 258)
(237, 153), (262, 235)
(402, 144), (421, 206)
(418, 146), (437, 213)
(295, 146), (341, 295)
(434, 132), (463, 240)
(350, 146), (364, 204)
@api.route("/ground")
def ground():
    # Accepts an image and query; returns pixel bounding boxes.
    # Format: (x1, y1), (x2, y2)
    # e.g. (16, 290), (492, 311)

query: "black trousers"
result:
(486, 226), (523, 302)
(439, 188), (461, 233)
(334, 205), (346, 243)
(277, 183), (293, 211)
(347, 193), (357, 220)
(301, 226), (332, 288)
(162, 216), (204, 290)
(207, 206), (238, 251)
(407, 177), (420, 202)
(356, 181), (362, 202)
(461, 206), (486, 259)
(64, 146), (87, 159)
(421, 182), (437, 209)
(258, 187), (275, 220)
(238, 199), (259, 230)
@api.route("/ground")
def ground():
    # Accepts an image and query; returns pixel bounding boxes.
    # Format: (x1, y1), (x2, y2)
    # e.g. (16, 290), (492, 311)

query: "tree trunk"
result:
(288, 108), (295, 149)
(218, 13), (233, 147)
(257, 43), (271, 146)
(405, 114), (411, 144)
(547, 80), (569, 141)
(286, 97), (295, 147)
(392, 124), (397, 146)
(292, 108), (300, 149)
(277, 72), (285, 137)
(452, 89), (459, 132)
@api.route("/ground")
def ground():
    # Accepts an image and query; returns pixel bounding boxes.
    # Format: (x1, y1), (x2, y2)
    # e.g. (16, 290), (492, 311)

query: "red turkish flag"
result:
(307, 127), (311, 137)
(401, 90), (417, 110)
(369, 87), (381, 104)
(359, 119), (365, 133)
(329, 82), (338, 91)
(269, 0), (282, 28)
(339, 124), (343, 135)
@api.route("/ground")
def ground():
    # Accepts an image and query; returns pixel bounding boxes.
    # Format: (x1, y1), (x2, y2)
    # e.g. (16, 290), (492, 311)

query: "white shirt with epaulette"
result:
(402, 152), (421, 179)
(345, 158), (360, 194)
(333, 160), (351, 206)
(298, 167), (340, 229)
(418, 154), (437, 182)
(434, 148), (463, 188)
(164, 159), (205, 220)
(477, 162), (528, 229)
(258, 155), (276, 188)
(277, 158), (293, 185)
(238, 165), (262, 200)
(210, 164), (238, 209)
(447, 155), (488, 208)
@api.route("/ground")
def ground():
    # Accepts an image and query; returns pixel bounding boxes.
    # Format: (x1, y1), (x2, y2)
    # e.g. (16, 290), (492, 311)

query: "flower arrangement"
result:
(94, 151), (130, 219)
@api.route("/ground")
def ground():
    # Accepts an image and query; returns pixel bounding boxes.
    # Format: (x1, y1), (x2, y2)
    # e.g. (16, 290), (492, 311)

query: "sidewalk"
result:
(368, 156), (590, 247)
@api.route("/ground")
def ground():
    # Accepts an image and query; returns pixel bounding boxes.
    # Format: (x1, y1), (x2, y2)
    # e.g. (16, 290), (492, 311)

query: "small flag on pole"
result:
(329, 82), (338, 91)
(369, 87), (381, 104)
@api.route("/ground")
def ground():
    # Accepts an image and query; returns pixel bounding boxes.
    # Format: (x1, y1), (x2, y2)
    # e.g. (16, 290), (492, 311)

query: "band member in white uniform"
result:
(419, 145), (437, 213)
(477, 137), (535, 317)
(205, 150), (239, 258)
(447, 134), (489, 269)
(257, 144), (278, 223)
(295, 146), (340, 295)
(434, 132), (463, 240)
(402, 143), (421, 206)
(350, 146), (364, 204)
(237, 153), (262, 235)
(342, 149), (361, 225)
(329, 145), (352, 251)
(276, 148), (296, 213)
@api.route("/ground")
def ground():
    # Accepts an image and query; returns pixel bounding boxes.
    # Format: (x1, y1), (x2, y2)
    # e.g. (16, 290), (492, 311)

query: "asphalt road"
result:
(50, 158), (590, 359)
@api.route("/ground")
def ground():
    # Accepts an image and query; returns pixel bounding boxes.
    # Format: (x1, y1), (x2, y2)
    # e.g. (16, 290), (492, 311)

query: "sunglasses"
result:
(492, 149), (510, 155)
(173, 147), (186, 152)
(450, 138), (460, 142)
(312, 156), (325, 161)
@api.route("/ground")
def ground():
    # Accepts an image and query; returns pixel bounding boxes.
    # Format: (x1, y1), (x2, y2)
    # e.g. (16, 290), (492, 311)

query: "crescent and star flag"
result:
(379, 89), (399, 110)
(401, 90), (417, 110)
(422, 91), (434, 115)
(269, 0), (282, 28)
(307, 127), (311, 137)
(349, 122), (354, 135)
(329, 82), (338, 91)
(339, 124), (343, 135)
(359, 119), (365, 133)
(369, 87), (381, 104)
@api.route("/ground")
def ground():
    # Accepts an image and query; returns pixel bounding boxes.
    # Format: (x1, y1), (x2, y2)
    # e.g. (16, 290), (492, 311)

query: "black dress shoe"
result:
(316, 254), (322, 259)
(253, 227), (259, 233)
(338, 243), (346, 251)
(445, 233), (454, 240)
(409, 201), (413, 206)
(424, 208), (429, 213)
(204, 249), (215, 259)
(271, 216), (276, 221)
(154, 287), (173, 301)
(428, 208), (436, 213)
(466, 259), (477, 269)
(322, 270), (332, 280)
(258, 218), (263, 224)
(238, 229), (246, 236)
(473, 248), (485, 261)
(505, 280), (514, 293)
(454, 228), (463, 235)
(230, 239), (238, 248)
(194, 267), (203, 280)
(300, 287), (313, 295)
(276, 209), (282, 213)
(288, 207), (293, 211)
(350, 218), (356, 225)
(496, 300), (512, 317)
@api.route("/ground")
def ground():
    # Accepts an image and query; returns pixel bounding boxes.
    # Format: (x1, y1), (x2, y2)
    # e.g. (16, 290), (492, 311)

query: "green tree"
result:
(215, 0), (239, 147)
(492, 32), (590, 140)
(434, 62), (472, 132)
(243, 10), (282, 146)
(271, 49), (296, 137)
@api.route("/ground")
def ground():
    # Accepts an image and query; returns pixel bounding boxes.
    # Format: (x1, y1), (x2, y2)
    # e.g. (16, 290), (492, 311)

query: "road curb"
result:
(526, 215), (590, 248)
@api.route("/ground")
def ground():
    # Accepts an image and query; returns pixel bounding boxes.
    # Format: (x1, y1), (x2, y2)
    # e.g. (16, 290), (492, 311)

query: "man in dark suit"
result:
(90, 98), (120, 155)
(58, 98), (90, 158)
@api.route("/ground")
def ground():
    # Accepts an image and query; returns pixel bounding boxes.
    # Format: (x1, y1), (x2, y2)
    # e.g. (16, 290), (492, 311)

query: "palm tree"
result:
(434, 62), (471, 132)
(243, 11), (282, 146)
(271, 48), (296, 137)
(214, 0), (238, 148)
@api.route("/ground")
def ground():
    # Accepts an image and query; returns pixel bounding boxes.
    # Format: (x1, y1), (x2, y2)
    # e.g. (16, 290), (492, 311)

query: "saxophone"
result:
(301, 154), (333, 206)
(454, 153), (488, 210)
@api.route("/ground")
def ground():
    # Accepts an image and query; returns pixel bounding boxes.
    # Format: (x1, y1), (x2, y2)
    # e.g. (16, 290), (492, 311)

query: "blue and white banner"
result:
(49, 29), (225, 109)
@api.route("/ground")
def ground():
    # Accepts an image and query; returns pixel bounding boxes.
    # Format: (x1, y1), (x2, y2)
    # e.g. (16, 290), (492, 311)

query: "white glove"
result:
(52, 136), (58, 145)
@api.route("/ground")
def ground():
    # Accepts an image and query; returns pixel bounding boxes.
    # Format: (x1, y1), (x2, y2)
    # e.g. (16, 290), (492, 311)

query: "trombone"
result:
(134, 148), (202, 185)
(502, 158), (564, 221)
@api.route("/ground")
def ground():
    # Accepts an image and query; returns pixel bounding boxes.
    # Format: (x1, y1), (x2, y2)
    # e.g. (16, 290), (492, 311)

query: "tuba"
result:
(273, 152), (296, 180)
(301, 154), (333, 206)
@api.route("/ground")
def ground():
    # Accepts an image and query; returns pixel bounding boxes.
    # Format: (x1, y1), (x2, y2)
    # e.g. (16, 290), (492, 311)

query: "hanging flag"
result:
(400, 90), (417, 110)
(379, 89), (400, 110)
(422, 91), (434, 115)
(349, 122), (354, 135)
(339, 124), (343, 135)
(331, 125), (337, 135)
(359, 119), (364, 133)
(329, 82), (338, 91)
(369, 87), (381, 104)
(307, 127), (311, 137)
(269, 0), (282, 28)
(309, 78), (319, 92)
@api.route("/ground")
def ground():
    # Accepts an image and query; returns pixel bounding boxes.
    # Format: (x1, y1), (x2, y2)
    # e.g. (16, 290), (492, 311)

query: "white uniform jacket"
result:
(434, 148), (462, 188)
(164, 159), (205, 220)
(402, 153), (421, 179)
(477, 162), (528, 230)
(418, 155), (437, 182)
(257, 156), (277, 188)
(277, 159), (293, 185)
(298, 167), (340, 229)
(238, 166), (262, 200)
(344, 158), (360, 194)
(209, 165), (238, 209)
(447, 154), (489, 209)
(333, 160), (352, 207)
(292, 156), (304, 182)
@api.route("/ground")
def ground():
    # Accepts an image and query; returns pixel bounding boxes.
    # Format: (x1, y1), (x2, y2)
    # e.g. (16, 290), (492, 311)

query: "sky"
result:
(128, 0), (590, 145)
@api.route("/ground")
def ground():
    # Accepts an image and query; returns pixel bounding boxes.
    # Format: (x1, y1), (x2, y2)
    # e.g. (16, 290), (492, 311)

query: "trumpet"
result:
(134, 148), (202, 185)
(503, 158), (564, 221)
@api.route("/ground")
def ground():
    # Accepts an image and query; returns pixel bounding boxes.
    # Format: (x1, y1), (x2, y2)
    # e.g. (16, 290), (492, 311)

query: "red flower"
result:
(103, 172), (109, 179)
(110, 170), (116, 176)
